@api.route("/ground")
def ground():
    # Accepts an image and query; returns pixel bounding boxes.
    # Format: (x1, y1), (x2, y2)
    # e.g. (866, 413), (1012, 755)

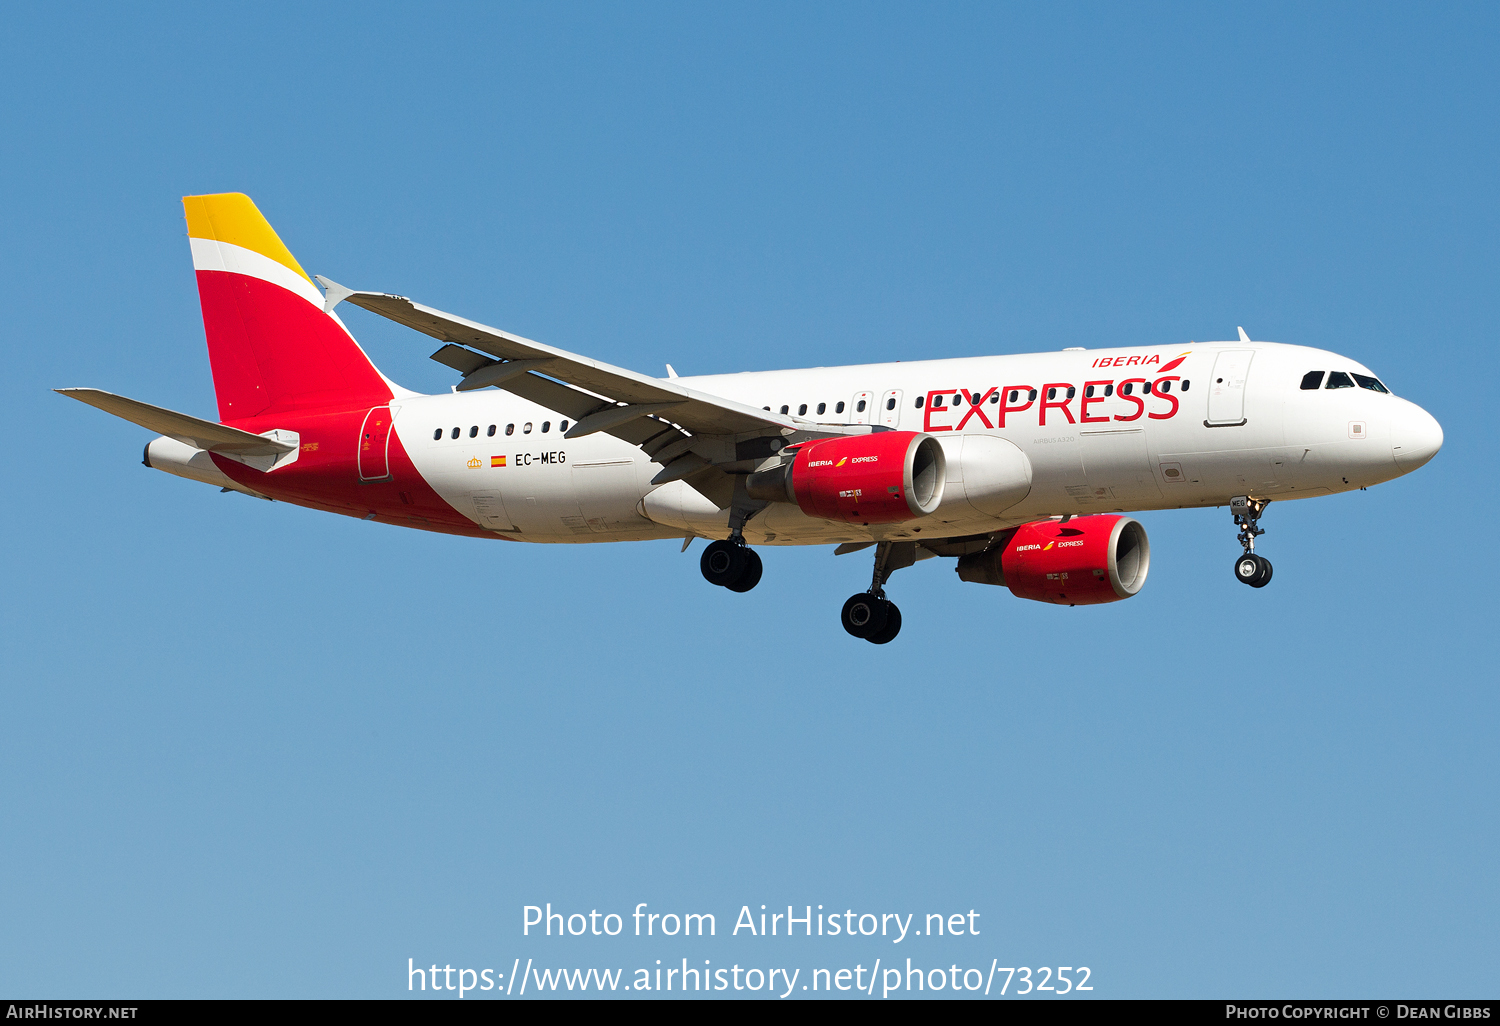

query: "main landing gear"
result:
(841, 541), (917, 645)
(1230, 495), (1273, 588)
(699, 495), (768, 593)
(700, 539), (763, 592)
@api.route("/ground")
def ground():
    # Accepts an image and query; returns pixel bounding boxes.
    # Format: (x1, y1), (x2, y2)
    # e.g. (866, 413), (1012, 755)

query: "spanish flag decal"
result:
(492, 455), (507, 467)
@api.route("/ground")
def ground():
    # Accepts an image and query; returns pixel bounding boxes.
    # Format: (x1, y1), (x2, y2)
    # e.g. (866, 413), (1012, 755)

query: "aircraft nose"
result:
(1392, 402), (1443, 472)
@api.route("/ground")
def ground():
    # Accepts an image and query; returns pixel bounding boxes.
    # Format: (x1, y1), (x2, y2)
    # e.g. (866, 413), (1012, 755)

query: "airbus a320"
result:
(60, 193), (1444, 643)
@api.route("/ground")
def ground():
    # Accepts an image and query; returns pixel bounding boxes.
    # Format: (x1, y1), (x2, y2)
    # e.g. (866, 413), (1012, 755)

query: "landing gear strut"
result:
(1230, 495), (1273, 588)
(841, 541), (915, 644)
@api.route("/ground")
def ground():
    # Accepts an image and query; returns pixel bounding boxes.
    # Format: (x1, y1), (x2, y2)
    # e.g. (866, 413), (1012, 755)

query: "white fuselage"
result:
(396, 340), (1441, 545)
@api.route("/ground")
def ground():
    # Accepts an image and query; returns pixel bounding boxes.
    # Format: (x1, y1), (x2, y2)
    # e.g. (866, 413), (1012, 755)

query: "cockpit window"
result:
(1352, 373), (1389, 394)
(1325, 371), (1355, 389)
(1300, 371), (1324, 390)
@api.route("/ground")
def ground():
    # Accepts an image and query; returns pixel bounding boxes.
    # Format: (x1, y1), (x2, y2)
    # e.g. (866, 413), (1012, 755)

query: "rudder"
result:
(184, 193), (393, 422)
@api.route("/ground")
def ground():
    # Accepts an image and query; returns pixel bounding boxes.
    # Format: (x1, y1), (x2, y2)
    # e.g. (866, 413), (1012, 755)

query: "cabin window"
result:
(817, 402), (826, 415)
(857, 399), (867, 412)
(1105, 384), (1114, 396)
(836, 401), (846, 413)
(451, 427), (461, 439)
(914, 396), (924, 408)
(780, 405), (789, 415)
(763, 406), (771, 411)
(951, 394), (962, 406)
(487, 424), (496, 437)
(989, 392), (998, 403)
(560, 420), (570, 432)
(1160, 380), (1171, 393)
(1085, 385), (1094, 398)
(469, 425), (478, 438)
(541, 421), (551, 433)
(433, 428), (442, 441)
(1121, 383), (1133, 396)
(1065, 386), (1075, 399)
(1180, 380), (1190, 391)
(523, 422), (533, 434)
(798, 404), (807, 416)
(886, 397), (896, 410)
(1301, 371), (1325, 390)
(505, 424), (515, 436)
(1143, 381), (1152, 393)
(1028, 389), (1037, 402)
(1326, 371), (1355, 389)
(1046, 387), (1056, 400)
(933, 395), (944, 408)
(1353, 373), (1389, 394)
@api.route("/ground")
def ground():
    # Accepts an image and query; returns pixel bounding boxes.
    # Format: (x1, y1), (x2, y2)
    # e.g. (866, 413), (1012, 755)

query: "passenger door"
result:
(1206, 350), (1255, 426)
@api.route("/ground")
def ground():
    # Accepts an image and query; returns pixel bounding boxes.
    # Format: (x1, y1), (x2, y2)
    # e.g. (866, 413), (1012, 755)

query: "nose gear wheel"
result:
(1235, 553), (1272, 588)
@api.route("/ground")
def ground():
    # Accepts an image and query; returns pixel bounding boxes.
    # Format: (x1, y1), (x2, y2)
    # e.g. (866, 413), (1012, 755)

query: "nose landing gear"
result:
(841, 540), (915, 644)
(1230, 495), (1273, 588)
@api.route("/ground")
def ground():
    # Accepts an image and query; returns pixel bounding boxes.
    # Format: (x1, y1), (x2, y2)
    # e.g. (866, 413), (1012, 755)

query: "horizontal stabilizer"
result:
(55, 388), (296, 456)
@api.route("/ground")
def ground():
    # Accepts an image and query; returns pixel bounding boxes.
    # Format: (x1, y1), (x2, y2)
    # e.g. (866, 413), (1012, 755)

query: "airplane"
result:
(59, 193), (1444, 644)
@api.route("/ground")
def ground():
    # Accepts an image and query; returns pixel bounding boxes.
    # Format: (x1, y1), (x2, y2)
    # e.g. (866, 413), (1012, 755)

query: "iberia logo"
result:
(836, 457), (848, 467)
(467, 457), (482, 469)
(1090, 350), (1192, 371)
(491, 455), (506, 467)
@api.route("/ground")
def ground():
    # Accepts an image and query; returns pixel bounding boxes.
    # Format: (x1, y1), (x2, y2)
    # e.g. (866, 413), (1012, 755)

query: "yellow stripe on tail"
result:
(183, 193), (312, 285)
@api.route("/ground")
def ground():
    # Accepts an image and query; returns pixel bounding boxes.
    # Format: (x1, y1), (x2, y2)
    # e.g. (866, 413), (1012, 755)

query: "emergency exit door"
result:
(880, 389), (903, 428)
(850, 391), (874, 425)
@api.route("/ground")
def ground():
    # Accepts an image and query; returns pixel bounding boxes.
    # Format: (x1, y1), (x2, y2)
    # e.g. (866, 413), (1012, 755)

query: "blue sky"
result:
(1, 1), (1495, 999)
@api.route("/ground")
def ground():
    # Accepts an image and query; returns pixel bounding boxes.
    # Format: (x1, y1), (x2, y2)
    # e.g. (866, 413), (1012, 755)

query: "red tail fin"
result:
(183, 193), (393, 422)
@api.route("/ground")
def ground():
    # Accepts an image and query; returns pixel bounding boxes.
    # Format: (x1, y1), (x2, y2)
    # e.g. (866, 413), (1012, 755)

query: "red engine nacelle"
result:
(956, 515), (1150, 605)
(747, 431), (946, 524)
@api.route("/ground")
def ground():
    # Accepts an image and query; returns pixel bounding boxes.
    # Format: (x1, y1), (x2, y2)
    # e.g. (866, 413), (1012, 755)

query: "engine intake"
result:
(957, 515), (1150, 605)
(746, 431), (945, 524)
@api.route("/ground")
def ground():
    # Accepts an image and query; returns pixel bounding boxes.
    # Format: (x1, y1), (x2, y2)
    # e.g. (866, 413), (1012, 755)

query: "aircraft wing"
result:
(317, 278), (864, 507)
(55, 388), (295, 456)
(317, 278), (794, 440)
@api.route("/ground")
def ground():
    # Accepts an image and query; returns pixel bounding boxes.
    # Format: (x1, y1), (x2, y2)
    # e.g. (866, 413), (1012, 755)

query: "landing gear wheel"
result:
(1249, 555), (1272, 588)
(866, 602), (902, 644)
(1234, 554), (1273, 588)
(724, 548), (763, 592)
(841, 593), (889, 639)
(700, 540), (749, 588)
(1234, 554), (1261, 586)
